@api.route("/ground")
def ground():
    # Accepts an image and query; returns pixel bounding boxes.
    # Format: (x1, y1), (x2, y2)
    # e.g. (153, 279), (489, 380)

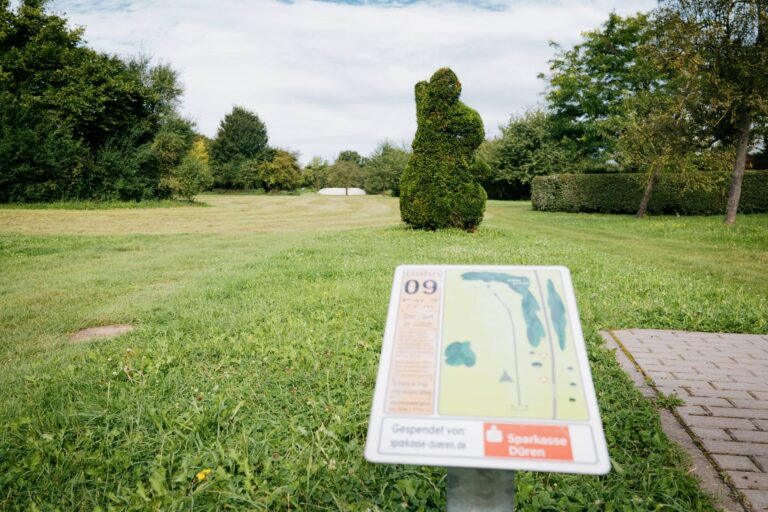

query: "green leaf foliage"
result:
(257, 149), (303, 192)
(543, 13), (657, 167)
(0, 1), (186, 202)
(363, 141), (410, 196)
(161, 153), (214, 201)
(325, 160), (365, 190)
(336, 150), (366, 167)
(210, 106), (270, 188)
(302, 157), (330, 189)
(399, 68), (487, 230)
(481, 110), (578, 200)
(531, 171), (768, 214)
(657, 0), (768, 130)
(655, 0), (768, 223)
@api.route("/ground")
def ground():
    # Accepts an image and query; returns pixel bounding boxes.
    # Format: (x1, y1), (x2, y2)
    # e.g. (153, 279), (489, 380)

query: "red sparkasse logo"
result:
(484, 424), (574, 461)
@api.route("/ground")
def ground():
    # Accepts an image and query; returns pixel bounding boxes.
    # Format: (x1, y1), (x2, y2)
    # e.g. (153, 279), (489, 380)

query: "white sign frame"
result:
(365, 265), (610, 474)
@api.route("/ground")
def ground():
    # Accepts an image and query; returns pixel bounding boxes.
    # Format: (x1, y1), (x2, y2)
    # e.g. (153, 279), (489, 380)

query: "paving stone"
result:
(712, 454), (760, 472)
(730, 430), (768, 443)
(679, 396), (733, 407)
(730, 399), (768, 410)
(686, 369), (757, 379)
(644, 363), (700, 374)
(670, 372), (734, 382)
(631, 356), (667, 366)
(754, 457), (768, 472)
(727, 471), (768, 490)
(687, 387), (754, 399)
(691, 427), (732, 441)
(625, 344), (653, 352)
(712, 382), (768, 393)
(708, 407), (768, 420)
(714, 362), (767, 371)
(682, 354), (739, 363)
(731, 375), (768, 384)
(740, 490), (768, 511)
(681, 415), (756, 430)
(701, 439), (768, 457)
(657, 385), (691, 397)
(656, 378), (716, 389)
(676, 405), (709, 416)
(643, 371), (676, 380)
(649, 344), (691, 354)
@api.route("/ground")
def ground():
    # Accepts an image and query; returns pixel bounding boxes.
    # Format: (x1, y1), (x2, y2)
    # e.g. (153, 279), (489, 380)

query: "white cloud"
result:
(49, 0), (656, 163)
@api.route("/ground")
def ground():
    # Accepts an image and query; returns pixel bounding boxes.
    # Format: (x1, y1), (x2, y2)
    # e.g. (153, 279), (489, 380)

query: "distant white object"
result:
(318, 187), (366, 196)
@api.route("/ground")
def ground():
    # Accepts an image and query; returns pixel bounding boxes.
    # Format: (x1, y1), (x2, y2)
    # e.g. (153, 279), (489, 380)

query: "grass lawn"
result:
(0, 199), (205, 211)
(0, 195), (766, 510)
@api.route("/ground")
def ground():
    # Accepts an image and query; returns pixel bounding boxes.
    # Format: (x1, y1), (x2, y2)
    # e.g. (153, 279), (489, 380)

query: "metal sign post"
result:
(365, 265), (610, 509)
(447, 468), (516, 511)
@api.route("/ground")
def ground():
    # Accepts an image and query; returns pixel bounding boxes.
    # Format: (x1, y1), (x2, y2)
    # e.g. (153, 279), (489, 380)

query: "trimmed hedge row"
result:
(531, 171), (768, 215)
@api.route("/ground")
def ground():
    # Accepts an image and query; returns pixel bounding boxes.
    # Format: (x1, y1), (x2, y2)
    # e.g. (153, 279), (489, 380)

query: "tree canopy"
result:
(258, 150), (303, 192)
(210, 106), (271, 188)
(326, 160), (365, 192)
(0, 0), (190, 202)
(363, 142), (409, 196)
(655, 0), (768, 223)
(543, 13), (658, 168)
(481, 110), (576, 199)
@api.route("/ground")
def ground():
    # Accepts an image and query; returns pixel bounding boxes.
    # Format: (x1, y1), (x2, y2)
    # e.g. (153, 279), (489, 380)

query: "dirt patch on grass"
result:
(70, 324), (134, 342)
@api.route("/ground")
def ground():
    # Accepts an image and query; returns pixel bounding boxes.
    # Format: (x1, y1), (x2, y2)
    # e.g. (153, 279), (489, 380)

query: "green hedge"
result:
(531, 171), (768, 215)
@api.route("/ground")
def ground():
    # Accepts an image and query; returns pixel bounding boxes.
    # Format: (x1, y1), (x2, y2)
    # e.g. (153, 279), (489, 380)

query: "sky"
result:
(47, 0), (656, 163)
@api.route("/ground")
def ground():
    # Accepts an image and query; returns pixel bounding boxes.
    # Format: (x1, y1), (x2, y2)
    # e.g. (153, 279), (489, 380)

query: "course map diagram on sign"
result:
(439, 269), (588, 421)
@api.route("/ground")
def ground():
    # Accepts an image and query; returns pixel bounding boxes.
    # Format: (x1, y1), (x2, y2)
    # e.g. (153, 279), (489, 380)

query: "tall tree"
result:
(656, 0), (768, 224)
(542, 13), (658, 168)
(0, 0), (186, 202)
(363, 141), (409, 195)
(326, 160), (364, 195)
(618, 92), (701, 217)
(302, 157), (330, 189)
(210, 106), (270, 188)
(483, 110), (576, 199)
(336, 150), (365, 167)
(616, 11), (725, 218)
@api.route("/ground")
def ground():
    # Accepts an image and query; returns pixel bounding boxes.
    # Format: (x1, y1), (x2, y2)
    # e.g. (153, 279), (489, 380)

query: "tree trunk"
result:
(637, 163), (662, 218)
(724, 109), (752, 225)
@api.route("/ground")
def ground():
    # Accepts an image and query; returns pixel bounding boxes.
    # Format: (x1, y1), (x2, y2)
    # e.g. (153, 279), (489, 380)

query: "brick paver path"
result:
(610, 329), (768, 512)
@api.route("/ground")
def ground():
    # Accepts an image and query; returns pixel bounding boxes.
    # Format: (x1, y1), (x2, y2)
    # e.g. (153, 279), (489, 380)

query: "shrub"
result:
(162, 154), (214, 201)
(257, 150), (303, 192)
(531, 172), (768, 215)
(399, 68), (487, 230)
(236, 159), (262, 191)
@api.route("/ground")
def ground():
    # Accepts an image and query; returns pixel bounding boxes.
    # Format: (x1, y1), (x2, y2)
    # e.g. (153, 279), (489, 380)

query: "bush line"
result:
(531, 171), (768, 215)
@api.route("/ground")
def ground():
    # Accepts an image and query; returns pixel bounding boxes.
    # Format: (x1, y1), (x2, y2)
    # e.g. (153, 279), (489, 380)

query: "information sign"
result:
(365, 265), (610, 474)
